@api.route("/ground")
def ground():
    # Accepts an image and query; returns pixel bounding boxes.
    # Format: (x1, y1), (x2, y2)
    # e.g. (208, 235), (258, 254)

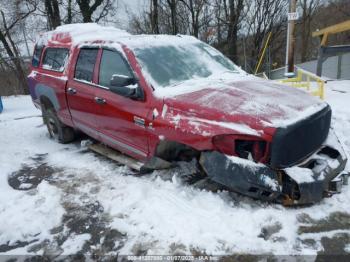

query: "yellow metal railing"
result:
(279, 68), (325, 99)
(255, 32), (273, 75)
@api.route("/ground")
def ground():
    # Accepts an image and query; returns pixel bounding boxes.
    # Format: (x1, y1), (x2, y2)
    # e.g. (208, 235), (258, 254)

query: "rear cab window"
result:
(74, 48), (99, 83)
(32, 45), (44, 67)
(42, 47), (69, 72)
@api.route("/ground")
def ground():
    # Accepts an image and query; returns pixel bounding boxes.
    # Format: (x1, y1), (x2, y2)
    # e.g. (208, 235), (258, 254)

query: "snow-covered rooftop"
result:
(37, 23), (198, 48)
(37, 23), (131, 46)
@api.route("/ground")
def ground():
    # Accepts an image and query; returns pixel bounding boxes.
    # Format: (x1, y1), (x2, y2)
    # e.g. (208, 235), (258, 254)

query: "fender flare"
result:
(36, 84), (60, 111)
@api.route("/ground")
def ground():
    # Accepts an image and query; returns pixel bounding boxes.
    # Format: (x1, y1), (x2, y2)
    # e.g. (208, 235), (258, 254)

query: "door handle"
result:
(94, 97), (106, 105)
(67, 87), (77, 95)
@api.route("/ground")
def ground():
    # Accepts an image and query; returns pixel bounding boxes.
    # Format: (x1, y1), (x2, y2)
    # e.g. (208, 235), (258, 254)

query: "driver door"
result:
(94, 48), (150, 160)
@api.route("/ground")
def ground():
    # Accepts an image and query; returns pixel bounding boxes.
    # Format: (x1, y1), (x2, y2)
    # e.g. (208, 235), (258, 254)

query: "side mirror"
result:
(109, 74), (144, 101)
(110, 74), (136, 87)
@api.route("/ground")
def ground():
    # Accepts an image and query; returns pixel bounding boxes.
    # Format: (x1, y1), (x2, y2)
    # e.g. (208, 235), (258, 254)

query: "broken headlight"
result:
(213, 135), (268, 163)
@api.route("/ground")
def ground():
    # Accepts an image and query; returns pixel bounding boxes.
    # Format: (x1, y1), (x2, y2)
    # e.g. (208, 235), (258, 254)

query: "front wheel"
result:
(43, 108), (75, 144)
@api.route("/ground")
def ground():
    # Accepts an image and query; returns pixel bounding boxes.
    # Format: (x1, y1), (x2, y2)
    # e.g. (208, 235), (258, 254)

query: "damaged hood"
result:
(162, 78), (328, 136)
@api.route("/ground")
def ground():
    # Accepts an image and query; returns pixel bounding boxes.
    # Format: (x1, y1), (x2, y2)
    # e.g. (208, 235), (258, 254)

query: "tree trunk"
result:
(67, 0), (73, 24)
(45, 0), (61, 29)
(151, 0), (160, 33)
(301, 18), (310, 62)
(188, 0), (198, 38)
(226, 0), (243, 63)
(216, 0), (222, 43)
(167, 0), (178, 35)
(77, 0), (105, 23)
(0, 30), (28, 94)
(300, 0), (316, 63)
(227, 25), (238, 61)
(78, 0), (93, 22)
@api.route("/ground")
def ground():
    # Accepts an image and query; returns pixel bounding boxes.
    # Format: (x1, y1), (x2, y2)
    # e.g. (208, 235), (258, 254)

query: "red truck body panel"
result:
(27, 25), (328, 163)
(27, 24), (350, 205)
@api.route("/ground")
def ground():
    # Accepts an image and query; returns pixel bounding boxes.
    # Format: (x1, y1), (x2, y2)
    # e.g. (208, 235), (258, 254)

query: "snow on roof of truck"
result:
(37, 23), (131, 46)
(118, 34), (199, 49)
(37, 23), (199, 48)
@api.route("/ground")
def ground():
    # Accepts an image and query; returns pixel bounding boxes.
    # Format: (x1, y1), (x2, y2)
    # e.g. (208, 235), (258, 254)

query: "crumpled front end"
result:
(199, 130), (348, 205)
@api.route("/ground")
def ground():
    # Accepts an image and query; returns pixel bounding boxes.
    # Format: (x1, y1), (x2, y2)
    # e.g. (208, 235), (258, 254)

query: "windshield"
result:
(133, 42), (240, 88)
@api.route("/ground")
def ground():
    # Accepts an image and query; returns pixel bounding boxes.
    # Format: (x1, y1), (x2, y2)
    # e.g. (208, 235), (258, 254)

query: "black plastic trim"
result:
(270, 104), (332, 168)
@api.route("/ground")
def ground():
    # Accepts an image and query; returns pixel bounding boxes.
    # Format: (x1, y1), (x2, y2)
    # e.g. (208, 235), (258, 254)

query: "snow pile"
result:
(285, 167), (316, 184)
(61, 234), (91, 255)
(96, 175), (297, 254)
(0, 96), (64, 250)
(345, 243), (350, 253)
(0, 182), (63, 246)
(325, 80), (350, 171)
(226, 155), (265, 171)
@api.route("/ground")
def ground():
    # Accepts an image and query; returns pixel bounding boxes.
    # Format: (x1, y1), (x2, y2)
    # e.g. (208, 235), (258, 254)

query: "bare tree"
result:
(129, 0), (189, 35)
(150, 0), (160, 33)
(166, 0), (179, 34)
(45, 0), (61, 29)
(245, 0), (287, 71)
(226, 0), (244, 62)
(212, 0), (223, 43)
(65, 0), (74, 24)
(208, 0), (245, 62)
(199, 2), (215, 42)
(0, 0), (38, 94)
(179, 0), (207, 38)
(76, 0), (116, 23)
(329, 0), (350, 17)
(299, 0), (321, 62)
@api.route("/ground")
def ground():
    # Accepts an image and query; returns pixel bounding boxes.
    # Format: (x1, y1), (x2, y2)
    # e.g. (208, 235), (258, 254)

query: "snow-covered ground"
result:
(0, 81), (350, 258)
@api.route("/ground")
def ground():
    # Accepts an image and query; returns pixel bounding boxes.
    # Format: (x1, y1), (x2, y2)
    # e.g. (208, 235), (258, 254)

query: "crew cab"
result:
(28, 24), (348, 205)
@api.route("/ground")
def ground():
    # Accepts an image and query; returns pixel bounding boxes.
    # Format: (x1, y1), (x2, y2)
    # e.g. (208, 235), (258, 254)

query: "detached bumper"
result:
(200, 130), (348, 205)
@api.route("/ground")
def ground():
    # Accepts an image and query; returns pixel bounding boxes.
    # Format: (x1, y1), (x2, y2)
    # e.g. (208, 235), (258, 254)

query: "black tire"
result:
(43, 108), (75, 144)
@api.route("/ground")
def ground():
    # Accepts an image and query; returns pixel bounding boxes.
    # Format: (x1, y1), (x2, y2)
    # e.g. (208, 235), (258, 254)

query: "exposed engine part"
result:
(155, 140), (200, 162)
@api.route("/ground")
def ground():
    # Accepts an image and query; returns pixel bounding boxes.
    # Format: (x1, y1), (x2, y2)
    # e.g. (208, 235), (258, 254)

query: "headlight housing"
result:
(212, 135), (269, 163)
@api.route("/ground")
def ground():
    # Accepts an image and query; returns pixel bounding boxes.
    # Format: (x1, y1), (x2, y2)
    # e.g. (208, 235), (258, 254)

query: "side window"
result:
(75, 48), (98, 82)
(42, 48), (69, 72)
(98, 49), (133, 88)
(32, 45), (44, 67)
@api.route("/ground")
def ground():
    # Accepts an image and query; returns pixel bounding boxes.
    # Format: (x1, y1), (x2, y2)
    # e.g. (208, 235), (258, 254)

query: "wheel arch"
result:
(40, 95), (55, 111)
(154, 139), (201, 162)
(35, 84), (61, 112)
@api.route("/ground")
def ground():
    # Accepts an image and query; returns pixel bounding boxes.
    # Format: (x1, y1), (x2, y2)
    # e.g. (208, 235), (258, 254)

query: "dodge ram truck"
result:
(27, 24), (348, 205)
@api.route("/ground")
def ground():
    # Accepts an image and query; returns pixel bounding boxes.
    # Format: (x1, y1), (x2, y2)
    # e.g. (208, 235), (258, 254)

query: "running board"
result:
(88, 143), (144, 172)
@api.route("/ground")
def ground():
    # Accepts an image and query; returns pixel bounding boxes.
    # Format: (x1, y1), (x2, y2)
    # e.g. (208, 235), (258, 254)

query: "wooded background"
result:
(0, 0), (349, 95)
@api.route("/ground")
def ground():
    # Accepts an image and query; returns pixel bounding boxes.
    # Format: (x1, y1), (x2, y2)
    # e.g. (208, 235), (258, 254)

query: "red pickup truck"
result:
(28, 24), (347, 205)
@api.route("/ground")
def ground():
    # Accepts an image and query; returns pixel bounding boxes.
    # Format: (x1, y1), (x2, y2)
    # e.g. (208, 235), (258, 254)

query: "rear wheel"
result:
(43, 108), (75, 143)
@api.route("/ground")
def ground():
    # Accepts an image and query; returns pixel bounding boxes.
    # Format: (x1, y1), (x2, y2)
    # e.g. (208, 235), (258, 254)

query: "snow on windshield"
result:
(132, 40), (240, 89)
